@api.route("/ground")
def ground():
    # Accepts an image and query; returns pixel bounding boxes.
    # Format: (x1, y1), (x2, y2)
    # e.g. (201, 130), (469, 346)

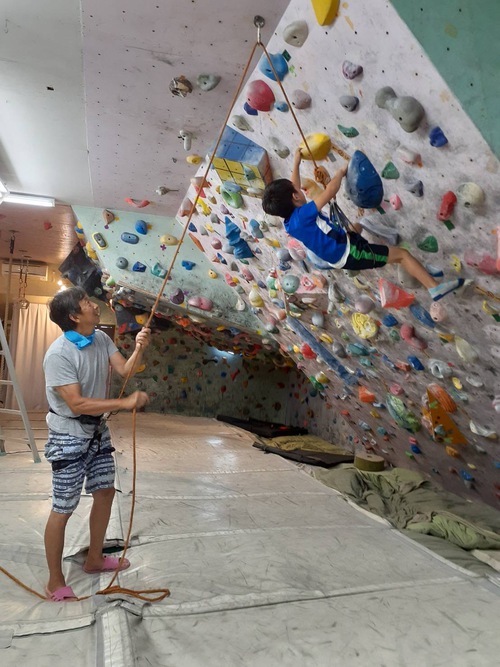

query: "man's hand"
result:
(135, 327), (151, 350)
(122, 390), (149, 411)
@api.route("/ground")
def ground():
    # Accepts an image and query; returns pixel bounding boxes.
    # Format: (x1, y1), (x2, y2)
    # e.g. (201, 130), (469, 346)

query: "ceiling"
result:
(0, 0), (290, 269)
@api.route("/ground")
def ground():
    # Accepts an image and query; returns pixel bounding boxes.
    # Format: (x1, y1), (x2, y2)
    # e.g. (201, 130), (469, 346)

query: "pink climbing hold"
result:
(43, 222), (52, 230)
(390, 383), (404, 396)
(379, 278), (415, 309)
(390, 194), (402, 210)
(400, 323), (427, 350)
(179, 198), (193, 217)
(437, 191), (457, 221)
(246, 80), (275, 112)
(124, 198), (150, 208)
(464, 249), (498, 275)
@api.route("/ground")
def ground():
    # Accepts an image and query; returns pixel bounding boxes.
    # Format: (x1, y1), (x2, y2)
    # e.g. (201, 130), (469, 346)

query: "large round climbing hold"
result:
(246, 80), (275, 112)
(298, 133), (332, 161)
(428, 383), (457, 413)
(281, 274), (300, 294)
(351, 312), (378, 339)
(345, 150), (383, 208)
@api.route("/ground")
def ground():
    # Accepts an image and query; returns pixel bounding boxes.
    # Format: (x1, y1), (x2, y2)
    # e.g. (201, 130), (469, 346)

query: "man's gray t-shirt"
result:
(43, 330), (119, 437)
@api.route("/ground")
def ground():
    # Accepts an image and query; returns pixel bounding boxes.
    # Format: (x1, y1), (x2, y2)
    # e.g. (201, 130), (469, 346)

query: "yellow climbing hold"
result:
(451, 377), (463, 390)
(315, 371), (329, 384)
(263, 237), (281, 248)
(353, 276), (371, 290)
(455, 336), (478, 363)
(370, 409), (381, 419)
(160, 234), (179, 245)
(196, 199), (211, 216)
(482, 300), (498, 316)
(135, 364), (146, 374)
(208, 269), (218, 279)
(135, 314), (148, 325)
(187, 155), (203, 164)
(450, 255), (462, 272)
(299, 133), (332, 161)
(85, 242), (97, 260)
(248, 285), (264, 308)
(339, 304), (350, 315)
(319, 333), (333, 344)
(292, 345), (300, 354)
(311, 0), (340, 26)
(351, 312), (378, 339)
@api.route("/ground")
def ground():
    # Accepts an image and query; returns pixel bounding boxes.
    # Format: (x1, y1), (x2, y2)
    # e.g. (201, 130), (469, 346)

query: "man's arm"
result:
(291, 148), (303, 191)
(313, 164), (348, 212)
(55, 383), (149, 415)
(109, 327), (151, 378)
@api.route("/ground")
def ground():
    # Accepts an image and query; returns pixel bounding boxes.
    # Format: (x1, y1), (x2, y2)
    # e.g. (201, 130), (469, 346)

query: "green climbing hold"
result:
(442, 220), (455, 231)
(337, 125), (359, 138)
(381, 162), (400, 179)
(389, 329), (400, 342)
(417, 236), (438, 253)
(386, 393), (421, 433)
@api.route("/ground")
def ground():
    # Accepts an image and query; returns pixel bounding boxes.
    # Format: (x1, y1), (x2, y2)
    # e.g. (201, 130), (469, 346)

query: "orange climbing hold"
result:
(379, 278), (415, 309)
(358, 386), (376, 403)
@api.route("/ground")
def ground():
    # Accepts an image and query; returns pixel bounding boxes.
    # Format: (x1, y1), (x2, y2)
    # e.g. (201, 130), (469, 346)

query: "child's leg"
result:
(386, 247), (437, 289)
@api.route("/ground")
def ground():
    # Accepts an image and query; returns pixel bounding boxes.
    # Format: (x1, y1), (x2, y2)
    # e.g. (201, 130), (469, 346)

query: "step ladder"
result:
(0, 317), (41, 463)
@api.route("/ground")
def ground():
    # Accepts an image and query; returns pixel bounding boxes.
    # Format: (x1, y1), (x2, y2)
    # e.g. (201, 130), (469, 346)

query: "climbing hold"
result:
(187, 155), (203, 165)
(430, 301), (447, 322)
(348, 342), (369, 356)
(231, 115), (253, 132)
(456, 182), (485, 208)
(437, 191), (457, 221)
(345, 151), (383, 208)
(169, 75), (193, 97)
(124, 198), (150, 208)
(270, 136), (290, 158)
(464, 249), (498, 275)
(151, 263), (167, 279)
(469, 420), (497, 440)
(188, 296), (213, 311)
(312, 312), (324, 327)
(116, 257), (128, 269)
(382, 314), (398, 327)
(428, 383), (457, 413)
(299, 133), (332, 161)
(283, 20), (309, 47)
(179, 197), (193, 216)
(160, 234), (179, 246)
(121, 232), (139, 244)
(428, 358), (452, 378)
(359, 217), (399, 246)
(417, 236), (438, 253)
(243, 102), (258, 116)
(359, 386), (376, 403)
(390, 194), (402, 210)
(170, 288), (185, 305)
(409, 303), (435, 329)
(396, 146), (421, 166)
(404, 179), (424, 197)
(300, 343), (317, 359)
(352, 312), (378, 339)
(381, 162), (400, 179)
(424, 389), (467, 445)
(454, 336), (478, 364)
(355, 295), (375, 314)
(339, 95), (359, 112)
(248, 285), (264, 308)
(429, 126), (448, 147)
(181, 260), (196, 271)
(400, 323), (427, 350)
(132, 261), (146, 272)
(337, 125), (359, 138)
(102, 210), (115, 224)
(246, 80), (275, 112)
(342, 60), (363, 80)
(288, 238), (307, 260)
(275, 102), (289, 112)
(291, 89), (312, 109)
(407, 356), (424, 371)
(221, 183), (244, 209)
(379, 278), (415, 309)
(332, 341), (346, 357)
(196, 74), (221, 91)
(386, 394), (421, 433)
(390, 383), (404, 396)
(258, 53), (288, 81)
(135, 220), (148, 235)
(281, 275), (301, 294)
(375, 86), (425, 133)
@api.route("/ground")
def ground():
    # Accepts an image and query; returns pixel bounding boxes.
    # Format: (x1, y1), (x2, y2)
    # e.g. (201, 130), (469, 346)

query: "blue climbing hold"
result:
(409, 303), (435, 329)
(410, 444), (421, 454)
(216, 252), (227, 265)
(429, 126), (448, 147)
(258, 53), (288, 81)
(135, 220), (148, 235)
(407, 355), (425, 370)
(132, 261), (146, 272)
(225, 217), (254, 259)
(275, 101), (289, 112)
(243, 101), (258, 116)
(345, 150), (384, 209)
(188, 222), (197, 232)
(121, 232), (139, 244)
(382, 314), (398, 327)
(249, 219), (264, 238)
(181, 260), (196, 270)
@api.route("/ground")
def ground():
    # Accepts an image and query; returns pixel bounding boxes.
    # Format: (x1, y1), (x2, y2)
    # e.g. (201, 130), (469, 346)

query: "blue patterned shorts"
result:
(45, 428), (115, 514)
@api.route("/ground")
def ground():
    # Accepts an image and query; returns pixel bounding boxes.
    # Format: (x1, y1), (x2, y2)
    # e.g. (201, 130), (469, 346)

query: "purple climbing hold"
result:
(429, 126), (448, 147)
(342, 60), (363, 80)
(170, 288), (185, 305)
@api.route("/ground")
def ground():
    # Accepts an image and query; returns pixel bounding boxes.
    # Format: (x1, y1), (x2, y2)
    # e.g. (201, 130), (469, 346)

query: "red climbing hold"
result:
(124, 198), (150, 208)
(379, 278), (415, 309)
(437, 191), (457, 221)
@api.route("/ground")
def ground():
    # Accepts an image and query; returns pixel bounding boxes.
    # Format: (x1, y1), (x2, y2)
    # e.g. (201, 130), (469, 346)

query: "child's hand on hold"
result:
(338, 163), (348, 178)
(293, 148), (303, 166)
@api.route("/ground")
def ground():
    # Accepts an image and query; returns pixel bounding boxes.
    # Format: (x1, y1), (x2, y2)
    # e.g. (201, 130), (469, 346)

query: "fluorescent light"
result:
(2, 193), (55, 207)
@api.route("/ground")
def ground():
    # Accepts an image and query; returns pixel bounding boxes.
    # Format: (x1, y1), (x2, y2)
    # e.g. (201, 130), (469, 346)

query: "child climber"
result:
(262, 148), (465, 301)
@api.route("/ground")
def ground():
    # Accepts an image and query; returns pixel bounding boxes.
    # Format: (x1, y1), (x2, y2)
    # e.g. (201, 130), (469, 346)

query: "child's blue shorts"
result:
(45, 428), (115, 514)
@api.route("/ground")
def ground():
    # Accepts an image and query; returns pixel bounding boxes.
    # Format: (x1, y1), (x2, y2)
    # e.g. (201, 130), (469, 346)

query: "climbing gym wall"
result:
(178, 0), (499, 507)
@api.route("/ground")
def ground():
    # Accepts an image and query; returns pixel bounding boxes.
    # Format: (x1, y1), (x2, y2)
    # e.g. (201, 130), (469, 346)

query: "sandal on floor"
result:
(46, 585), (78, 602)
(83, 554), (130, 574)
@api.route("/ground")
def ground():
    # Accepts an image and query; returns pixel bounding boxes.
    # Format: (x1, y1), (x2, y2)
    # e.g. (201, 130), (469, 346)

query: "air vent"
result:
(1, 260), (48, 280)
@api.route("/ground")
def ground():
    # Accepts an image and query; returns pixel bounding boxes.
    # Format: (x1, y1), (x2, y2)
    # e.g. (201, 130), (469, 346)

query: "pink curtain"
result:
(6, 303), (61, 411)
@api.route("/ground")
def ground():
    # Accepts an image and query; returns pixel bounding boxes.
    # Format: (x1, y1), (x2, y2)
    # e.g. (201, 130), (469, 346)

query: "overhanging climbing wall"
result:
(180, 0), (500, 506)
